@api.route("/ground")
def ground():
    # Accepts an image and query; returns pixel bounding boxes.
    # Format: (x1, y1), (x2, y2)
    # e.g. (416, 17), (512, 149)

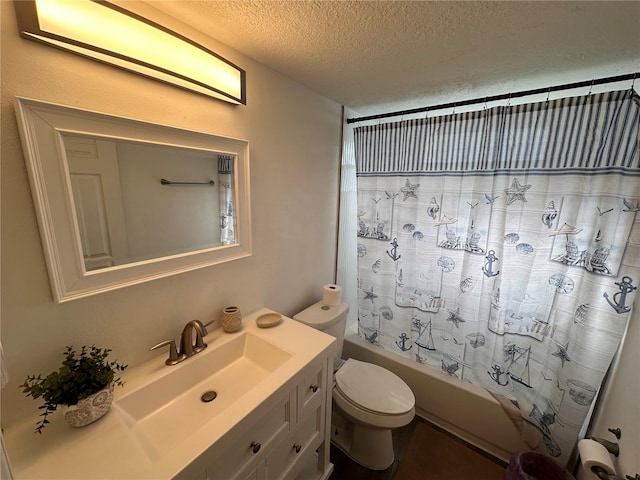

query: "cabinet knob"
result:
(293, 443), (302, 454)
(250, 441), (261, 454)
(309, 384), (319, 393)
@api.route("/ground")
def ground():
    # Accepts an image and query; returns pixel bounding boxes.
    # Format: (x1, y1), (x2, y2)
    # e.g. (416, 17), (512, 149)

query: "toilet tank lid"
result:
(293, 301), (349, 329)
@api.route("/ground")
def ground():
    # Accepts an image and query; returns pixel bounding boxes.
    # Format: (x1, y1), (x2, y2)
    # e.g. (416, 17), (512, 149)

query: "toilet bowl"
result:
(334, 358), (415, 429)
(294, 300), (416, 470)
(332, 358), (415, 469)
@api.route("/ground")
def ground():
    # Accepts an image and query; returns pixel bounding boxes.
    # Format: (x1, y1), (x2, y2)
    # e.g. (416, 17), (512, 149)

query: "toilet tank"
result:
(294, 301), (349, 359)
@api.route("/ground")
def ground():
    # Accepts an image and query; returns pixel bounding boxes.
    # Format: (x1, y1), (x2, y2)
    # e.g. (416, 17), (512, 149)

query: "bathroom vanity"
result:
(3, 309), (336, 479)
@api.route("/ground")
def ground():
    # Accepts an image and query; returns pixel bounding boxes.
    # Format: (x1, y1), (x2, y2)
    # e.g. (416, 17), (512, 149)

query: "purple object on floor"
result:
(505, 451), (575, 480)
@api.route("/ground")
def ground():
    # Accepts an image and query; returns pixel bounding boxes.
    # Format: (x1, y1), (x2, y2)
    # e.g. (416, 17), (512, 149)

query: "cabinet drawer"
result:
(300, 364), (323, 419)
(206, 393), (292, 480)
(266, 404), (322, 480)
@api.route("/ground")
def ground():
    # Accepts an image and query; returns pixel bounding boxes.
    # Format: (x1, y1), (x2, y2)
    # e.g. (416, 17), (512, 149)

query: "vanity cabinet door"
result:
(173, 389), (293, 480)
(299, 362), (325, 422)
(209, 391), (292, 480)
(266, 358), (329, 480)
(174, 352), (333, 480)
(265, 403), (323, 479)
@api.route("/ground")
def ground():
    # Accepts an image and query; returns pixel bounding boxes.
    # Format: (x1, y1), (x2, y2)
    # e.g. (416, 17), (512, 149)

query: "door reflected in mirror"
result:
(15, 97), (251, 302)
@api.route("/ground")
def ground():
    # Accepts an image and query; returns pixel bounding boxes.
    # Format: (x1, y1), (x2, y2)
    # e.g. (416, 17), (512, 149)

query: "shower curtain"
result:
(351, 90), (639, 464)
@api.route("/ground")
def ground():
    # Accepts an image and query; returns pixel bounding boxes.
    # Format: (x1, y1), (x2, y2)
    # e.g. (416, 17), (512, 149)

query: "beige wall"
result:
(577, 305), (639, 479)
(0, 1), (342, 429)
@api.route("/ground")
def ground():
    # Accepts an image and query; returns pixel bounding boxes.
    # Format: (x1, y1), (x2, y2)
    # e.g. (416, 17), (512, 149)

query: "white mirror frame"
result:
(15, 97), (251, 303)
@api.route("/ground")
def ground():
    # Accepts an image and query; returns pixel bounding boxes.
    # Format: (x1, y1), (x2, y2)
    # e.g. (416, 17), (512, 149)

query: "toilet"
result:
(294, 301), (415, 470)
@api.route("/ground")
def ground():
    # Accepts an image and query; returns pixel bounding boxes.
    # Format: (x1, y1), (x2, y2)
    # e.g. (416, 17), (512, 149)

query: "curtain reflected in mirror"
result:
(218, 154), (236, 245)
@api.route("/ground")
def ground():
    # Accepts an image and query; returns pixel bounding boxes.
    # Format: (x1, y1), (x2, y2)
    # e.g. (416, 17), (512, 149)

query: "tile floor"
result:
(328, 416), (507, 480)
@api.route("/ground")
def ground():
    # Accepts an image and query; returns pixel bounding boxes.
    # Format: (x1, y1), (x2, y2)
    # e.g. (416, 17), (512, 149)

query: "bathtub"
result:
(343, 332), (528, 462)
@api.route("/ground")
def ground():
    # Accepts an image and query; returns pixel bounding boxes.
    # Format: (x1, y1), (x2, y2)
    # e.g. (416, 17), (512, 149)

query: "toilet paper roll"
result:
(578, 439), (617, 478)
(322, 284), (342, 306)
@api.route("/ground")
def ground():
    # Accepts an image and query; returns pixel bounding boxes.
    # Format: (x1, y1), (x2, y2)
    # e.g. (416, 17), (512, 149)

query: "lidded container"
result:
(293, 301), (349, 358)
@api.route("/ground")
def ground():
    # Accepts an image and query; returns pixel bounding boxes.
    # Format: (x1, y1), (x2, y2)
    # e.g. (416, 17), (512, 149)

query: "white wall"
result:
(0, 1), (342, 429)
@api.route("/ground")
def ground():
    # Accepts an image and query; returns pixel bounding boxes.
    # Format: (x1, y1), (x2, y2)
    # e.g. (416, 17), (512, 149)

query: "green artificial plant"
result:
(20, 345), (127, 433)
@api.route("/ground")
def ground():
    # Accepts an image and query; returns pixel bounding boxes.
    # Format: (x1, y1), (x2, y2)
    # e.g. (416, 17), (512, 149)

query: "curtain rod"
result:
(346, 72), (639, 124)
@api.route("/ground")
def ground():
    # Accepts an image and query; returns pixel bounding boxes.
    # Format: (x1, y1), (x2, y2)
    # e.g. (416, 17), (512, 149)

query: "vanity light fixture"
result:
(14, 0), (246, 104)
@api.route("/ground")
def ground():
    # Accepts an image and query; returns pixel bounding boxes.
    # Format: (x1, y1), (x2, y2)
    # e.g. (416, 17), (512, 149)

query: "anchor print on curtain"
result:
(354, 90), (640, 465)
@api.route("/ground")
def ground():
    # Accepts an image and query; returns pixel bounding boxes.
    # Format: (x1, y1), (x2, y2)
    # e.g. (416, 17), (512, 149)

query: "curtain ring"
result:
(588, 79), (594, 97)
(628, 73), (637, 98)
(452, 103), (457, 115)
(506, 93), (512, 108)
(545, 87), (551, 106)
(483, 97), (488, 110)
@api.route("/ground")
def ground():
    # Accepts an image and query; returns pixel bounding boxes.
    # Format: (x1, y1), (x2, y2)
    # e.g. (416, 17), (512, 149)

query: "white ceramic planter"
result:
(63, 384), (114, 428)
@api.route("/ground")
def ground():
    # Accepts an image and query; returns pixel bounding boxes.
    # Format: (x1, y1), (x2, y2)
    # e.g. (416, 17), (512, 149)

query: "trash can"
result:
(506, 451), (575, 480)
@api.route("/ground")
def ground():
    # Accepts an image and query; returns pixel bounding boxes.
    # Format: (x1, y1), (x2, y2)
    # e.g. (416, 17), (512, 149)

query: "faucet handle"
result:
(150, 339), (184, 365)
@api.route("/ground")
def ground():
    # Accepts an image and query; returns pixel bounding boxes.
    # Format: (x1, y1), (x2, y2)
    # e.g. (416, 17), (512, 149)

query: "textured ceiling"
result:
(152, 1), (640, 113)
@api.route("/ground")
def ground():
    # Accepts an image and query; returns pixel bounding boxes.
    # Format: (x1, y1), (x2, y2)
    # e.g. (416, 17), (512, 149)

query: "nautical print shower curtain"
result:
(353, 90), (639, 465)
(218, 154), (235, 245)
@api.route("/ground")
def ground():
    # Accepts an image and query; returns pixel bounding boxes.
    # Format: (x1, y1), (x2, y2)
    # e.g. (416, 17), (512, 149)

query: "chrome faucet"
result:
(180, 320), (208, 358)
(150, 319), (208, 365)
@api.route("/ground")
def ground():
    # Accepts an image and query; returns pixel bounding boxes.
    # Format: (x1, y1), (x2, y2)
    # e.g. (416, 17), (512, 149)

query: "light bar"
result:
(14, 0), (246, 104)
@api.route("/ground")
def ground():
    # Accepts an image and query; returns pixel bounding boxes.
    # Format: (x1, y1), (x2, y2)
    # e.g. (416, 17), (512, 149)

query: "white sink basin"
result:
(114, 331), (292, 456)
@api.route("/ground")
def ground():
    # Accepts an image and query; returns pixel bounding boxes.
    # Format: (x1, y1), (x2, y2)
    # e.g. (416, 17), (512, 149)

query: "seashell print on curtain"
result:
(353, 90), (640, 465)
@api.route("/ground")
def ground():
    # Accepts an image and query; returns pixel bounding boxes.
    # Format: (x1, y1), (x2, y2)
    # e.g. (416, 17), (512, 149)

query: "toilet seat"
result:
(335, 359), (415, 415)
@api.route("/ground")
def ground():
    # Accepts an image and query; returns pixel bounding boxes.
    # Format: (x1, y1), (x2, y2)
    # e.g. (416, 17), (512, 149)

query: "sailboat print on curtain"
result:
(414, 318), (435, 350)
(354, 90), (640, 465)
(506, 344), (533, 388)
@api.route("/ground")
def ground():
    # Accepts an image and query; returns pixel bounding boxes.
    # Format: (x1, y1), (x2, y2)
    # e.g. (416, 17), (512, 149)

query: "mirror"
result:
(15, 97), (251, 303)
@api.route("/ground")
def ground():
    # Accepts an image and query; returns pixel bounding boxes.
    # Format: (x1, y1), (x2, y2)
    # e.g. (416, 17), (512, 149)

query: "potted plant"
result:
(20, 345), (127, 433)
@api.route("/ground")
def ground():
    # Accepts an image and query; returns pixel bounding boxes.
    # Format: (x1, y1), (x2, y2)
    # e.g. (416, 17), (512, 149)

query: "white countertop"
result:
(4, 309), (335, 479)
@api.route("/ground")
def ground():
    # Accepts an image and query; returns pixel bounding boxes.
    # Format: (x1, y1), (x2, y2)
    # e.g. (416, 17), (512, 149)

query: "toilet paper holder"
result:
(591, 466), (615, 480)
(587, 436), (618, 480)
(582, 436), (638, 480)
(597, 472), (640, 480)
(589, 437), (619, 457)
(607, 427), (621, 440)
